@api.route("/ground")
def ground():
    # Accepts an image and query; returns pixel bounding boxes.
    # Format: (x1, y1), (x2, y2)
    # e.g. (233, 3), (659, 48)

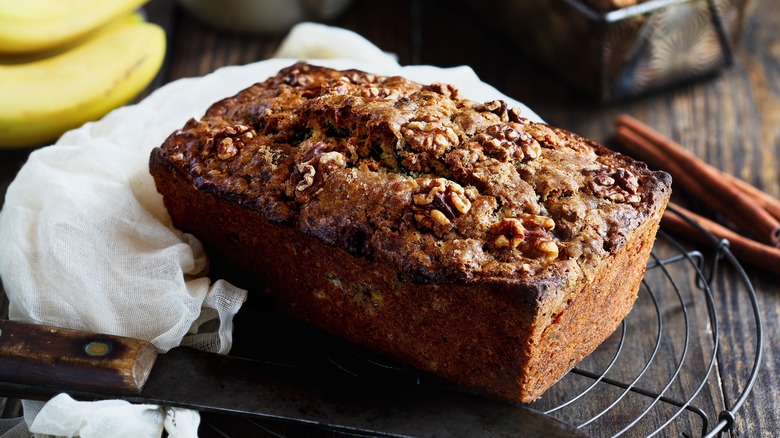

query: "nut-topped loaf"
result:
(150, 62), (671, 402)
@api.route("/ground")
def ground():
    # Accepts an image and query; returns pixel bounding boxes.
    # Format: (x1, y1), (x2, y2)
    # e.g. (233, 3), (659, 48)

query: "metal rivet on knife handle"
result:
(0, 320), (159, 395)
(84, 340), (112, 357)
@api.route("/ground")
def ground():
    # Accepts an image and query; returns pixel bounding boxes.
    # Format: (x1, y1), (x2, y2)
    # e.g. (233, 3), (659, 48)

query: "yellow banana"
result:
(0, 0), (150, 54)
(0, 18), (166, 148)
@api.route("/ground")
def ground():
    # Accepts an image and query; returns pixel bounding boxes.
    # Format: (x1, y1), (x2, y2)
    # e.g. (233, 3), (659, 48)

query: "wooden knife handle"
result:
(0, 320), (158, 395)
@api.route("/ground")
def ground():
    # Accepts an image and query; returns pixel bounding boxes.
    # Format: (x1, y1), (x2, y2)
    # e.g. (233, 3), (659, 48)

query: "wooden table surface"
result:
(1, 0), (778, 436)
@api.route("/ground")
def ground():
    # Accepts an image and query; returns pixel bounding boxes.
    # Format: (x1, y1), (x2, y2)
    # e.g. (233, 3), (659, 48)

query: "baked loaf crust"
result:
(150, 62), (672, 402)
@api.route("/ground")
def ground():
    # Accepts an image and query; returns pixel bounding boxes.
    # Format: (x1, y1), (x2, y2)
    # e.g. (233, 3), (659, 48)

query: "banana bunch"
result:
(0, 0), (166, 147)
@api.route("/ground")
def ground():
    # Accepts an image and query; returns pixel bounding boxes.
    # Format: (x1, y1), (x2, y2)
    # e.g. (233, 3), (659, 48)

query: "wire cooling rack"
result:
(200, 206), (763, 438)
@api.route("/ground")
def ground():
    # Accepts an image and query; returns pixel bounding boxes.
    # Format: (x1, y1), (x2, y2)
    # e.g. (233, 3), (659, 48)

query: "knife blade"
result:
(0, 320), (588, 437)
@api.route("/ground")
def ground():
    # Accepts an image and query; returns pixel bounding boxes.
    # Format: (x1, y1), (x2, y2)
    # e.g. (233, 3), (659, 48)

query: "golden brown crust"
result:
(154, 62), (668, 284)
(149, 62), (672, 402)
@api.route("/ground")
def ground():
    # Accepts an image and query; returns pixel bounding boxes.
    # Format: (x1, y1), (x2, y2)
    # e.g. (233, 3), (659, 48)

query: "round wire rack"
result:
(205, 207), (763, 438)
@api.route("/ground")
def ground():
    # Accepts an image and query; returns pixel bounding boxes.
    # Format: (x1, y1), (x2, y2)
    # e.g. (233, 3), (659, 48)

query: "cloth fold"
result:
(0, 22), (541, 438)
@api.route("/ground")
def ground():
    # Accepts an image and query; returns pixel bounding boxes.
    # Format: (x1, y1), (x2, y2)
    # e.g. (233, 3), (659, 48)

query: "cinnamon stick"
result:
(614, 125), (736, 221)
(615, 115), (780, 248)
(614, 120), (780, 223)
(720, 171), (780, 223)
(662, 203), (780, 274)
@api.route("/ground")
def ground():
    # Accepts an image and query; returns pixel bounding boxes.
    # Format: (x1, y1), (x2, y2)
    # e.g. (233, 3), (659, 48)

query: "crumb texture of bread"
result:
(150, 62), (672, 402)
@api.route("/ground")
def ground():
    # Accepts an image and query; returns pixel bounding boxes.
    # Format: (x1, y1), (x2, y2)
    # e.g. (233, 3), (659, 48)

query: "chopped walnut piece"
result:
(203, 124), (257, 160)
(590, 167), (642, 204)
(288, 148), (347, 197)
(217, 138), (237, 160)
(476, 123), (542, 162)
(402, 117), (459, 156)
(319, 151), (347, 169)
(411, 178), (472, 231)
(490, 218), (526, 249)
(422, 83), (460, 99)
(520, 213), (555, 231)
(521, 123), (562, 148)
(449, 192), (471, 215)
(413, 179), (471, 213)
(359, 84), (404, 99)
(295, 163), (316, 191)
(535, 240), (559, 261)
(508, 107), (526, 123)
(430, 209), (451, 226)
(478, 100), (509, 122)
(394, 97), (419, 112)
(361, 86), (381, 98)
(488, 214), (558, 261)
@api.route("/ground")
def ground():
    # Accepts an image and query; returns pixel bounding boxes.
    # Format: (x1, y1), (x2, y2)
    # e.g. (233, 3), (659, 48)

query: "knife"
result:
(0, 319), (588, 437)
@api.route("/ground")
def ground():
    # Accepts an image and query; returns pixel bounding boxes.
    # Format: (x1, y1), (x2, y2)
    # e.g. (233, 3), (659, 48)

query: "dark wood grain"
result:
(1, 0), (777, 435)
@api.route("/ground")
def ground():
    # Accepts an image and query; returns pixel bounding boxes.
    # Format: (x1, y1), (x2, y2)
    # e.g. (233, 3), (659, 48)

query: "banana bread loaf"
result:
(149, 62), (672, 402)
